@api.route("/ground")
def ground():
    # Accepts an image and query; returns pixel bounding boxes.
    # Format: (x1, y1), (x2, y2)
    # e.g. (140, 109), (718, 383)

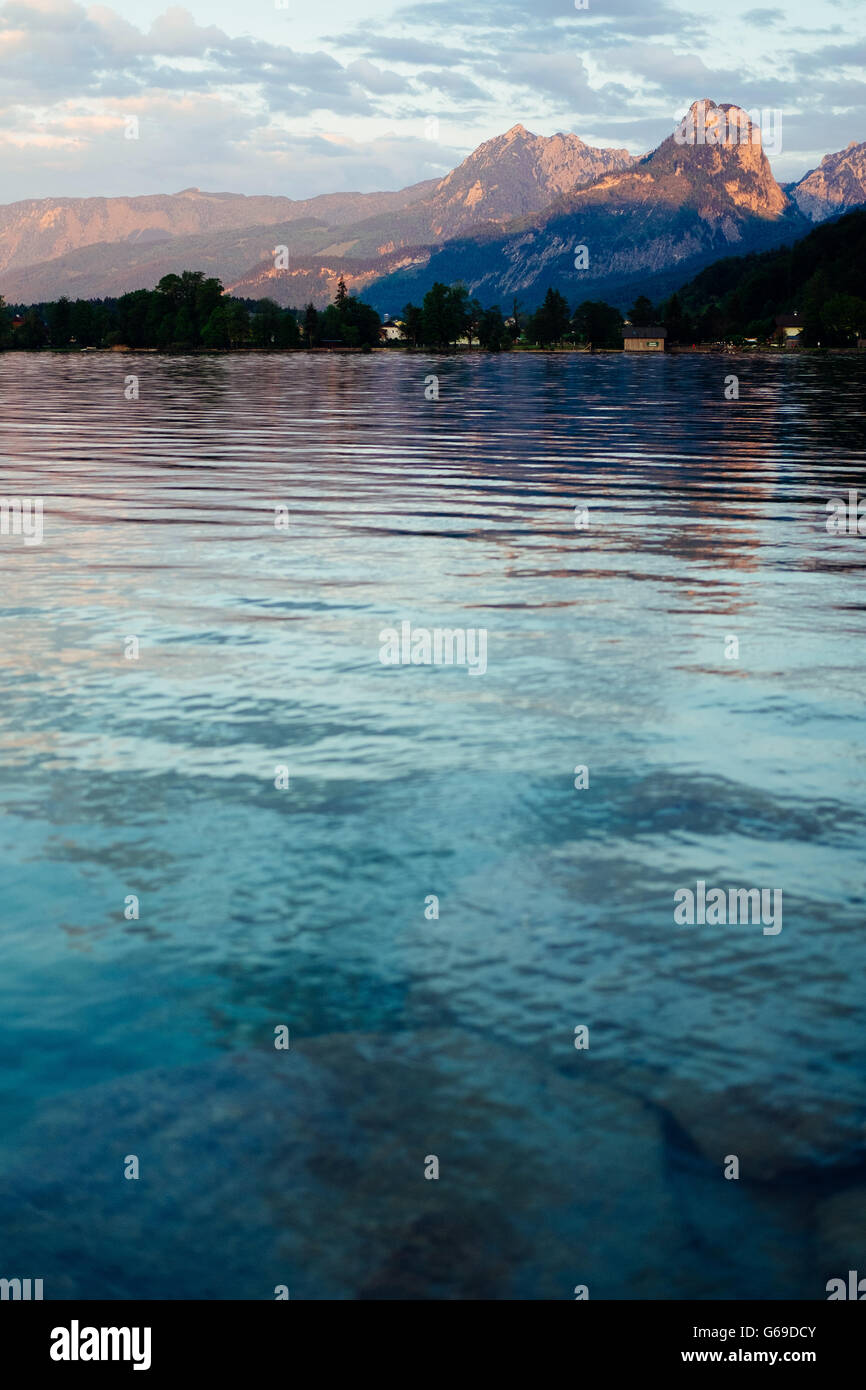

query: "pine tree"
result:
(628, 295), (656, 326)
(304, 303), (319, 347)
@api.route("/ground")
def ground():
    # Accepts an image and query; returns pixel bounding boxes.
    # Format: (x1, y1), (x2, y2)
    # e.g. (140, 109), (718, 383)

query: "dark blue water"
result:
(0, 350), (864, 1298)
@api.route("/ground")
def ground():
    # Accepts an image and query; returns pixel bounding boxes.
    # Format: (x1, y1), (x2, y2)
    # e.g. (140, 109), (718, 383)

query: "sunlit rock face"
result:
(790, 141), (866, 223)
(663, 100), (790, 218)
(426, 124), (636, 236)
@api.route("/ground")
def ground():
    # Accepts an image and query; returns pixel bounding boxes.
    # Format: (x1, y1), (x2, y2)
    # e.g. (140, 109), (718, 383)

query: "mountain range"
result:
(0, 101), (863, 313)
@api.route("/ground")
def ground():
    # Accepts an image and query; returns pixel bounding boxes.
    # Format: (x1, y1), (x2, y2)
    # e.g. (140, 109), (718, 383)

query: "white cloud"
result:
(0, 0), (861, 197)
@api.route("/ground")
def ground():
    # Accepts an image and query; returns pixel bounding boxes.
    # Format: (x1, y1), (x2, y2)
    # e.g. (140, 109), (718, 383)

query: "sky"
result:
(0, 0), (863, 202)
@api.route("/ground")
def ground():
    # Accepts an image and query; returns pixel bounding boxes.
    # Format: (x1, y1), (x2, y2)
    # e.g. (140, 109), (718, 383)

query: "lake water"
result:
(0, 349), (864, 1299)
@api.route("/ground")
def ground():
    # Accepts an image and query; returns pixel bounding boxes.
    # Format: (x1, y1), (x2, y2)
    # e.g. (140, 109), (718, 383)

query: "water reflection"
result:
(0, 350), (864, 1297)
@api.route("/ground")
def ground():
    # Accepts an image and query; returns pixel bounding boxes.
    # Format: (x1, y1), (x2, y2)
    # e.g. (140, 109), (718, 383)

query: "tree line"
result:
(398, 282), (766, 349)
(400, 284), (656, 350)
(400, 283), (512, 350)
(0, 272), (381, 351)
(0, 272), (632, 354)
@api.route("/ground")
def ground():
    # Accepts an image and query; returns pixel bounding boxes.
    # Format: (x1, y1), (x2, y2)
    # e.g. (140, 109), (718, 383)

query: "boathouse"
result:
(623, 325), (668, 352)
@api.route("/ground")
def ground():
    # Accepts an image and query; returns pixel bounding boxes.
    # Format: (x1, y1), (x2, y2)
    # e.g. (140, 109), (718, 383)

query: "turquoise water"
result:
(0, 350), (864, 1298)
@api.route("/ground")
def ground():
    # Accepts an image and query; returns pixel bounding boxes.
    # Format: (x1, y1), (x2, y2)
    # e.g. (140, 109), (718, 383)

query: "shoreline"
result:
(1, 344), (863, 358)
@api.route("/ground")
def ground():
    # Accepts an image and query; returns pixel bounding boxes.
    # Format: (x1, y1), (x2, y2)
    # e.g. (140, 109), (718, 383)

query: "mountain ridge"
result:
(0, 182), (439, 279)
(0, 126), (636, 304)
(1, 104), (862, 312)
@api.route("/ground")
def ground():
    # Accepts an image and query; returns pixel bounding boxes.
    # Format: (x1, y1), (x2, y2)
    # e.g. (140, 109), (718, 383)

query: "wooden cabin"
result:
(623, 325), (668, 352)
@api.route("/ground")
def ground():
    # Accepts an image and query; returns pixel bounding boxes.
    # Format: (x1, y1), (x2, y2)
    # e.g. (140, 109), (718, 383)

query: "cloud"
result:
(0, 101), (461, 200)
(0, 0), (428, 193)
(0, 1), (403, 111)
(325, 33), (472, 67)
(323, 0), (713, 133)
(788, 39), (866, 75)
(0, 0), (861, 200)
(346, 58), (411, 96)
(742, 8), (785, 22)
(413, 69), (489, 102)
(391, 0), (702, 31)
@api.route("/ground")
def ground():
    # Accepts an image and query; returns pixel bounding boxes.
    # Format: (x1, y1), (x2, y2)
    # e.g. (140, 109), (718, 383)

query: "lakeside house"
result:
(775, 313), (803, 344)
(380, 319), (404, 342)
(623, 324), (668, 352)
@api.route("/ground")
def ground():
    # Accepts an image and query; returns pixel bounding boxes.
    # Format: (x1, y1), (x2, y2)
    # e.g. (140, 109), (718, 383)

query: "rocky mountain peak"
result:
(790, 138), (866, 221)
(674, 99), (761, 150)
(647, 98), (788, 217)
(434, 124), (633, 207)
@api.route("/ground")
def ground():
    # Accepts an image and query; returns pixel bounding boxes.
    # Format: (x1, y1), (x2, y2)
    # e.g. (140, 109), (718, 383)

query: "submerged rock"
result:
(0, 1028), (824, 1299)
(649, 1076), (866, 1183)
(814, 1184), (866, 1293)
